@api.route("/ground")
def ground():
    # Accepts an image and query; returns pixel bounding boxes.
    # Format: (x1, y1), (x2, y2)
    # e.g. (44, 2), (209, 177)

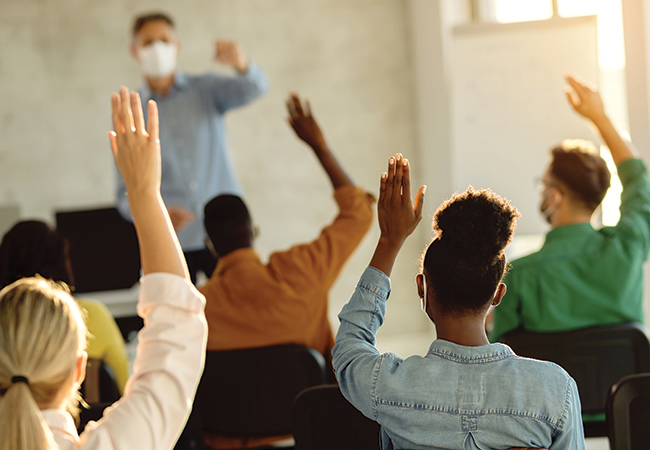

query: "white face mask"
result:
(540, 188), (560, 223)
(137, 41), (177, 78)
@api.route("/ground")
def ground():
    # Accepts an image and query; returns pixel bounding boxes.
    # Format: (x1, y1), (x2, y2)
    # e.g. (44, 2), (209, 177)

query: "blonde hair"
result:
(0, 277), (87, 450)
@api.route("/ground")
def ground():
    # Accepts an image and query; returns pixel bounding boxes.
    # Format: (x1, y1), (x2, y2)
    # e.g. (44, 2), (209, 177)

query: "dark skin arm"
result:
(286, 93), (355, 190)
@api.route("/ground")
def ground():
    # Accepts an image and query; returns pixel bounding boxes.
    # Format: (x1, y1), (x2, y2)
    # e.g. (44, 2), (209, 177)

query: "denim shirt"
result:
(333, 267), (585, 450)
(116, 63), (269, 251)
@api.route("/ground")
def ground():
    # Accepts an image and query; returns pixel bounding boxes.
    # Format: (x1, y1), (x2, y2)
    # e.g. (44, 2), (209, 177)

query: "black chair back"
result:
(78, 358), (121, 432)
(292, 384), (380, 450)
(196, 345), (327, 438)
(55, 207), (140, 293)
(607, 373), (650, 450)
(501, 323), (650, 437)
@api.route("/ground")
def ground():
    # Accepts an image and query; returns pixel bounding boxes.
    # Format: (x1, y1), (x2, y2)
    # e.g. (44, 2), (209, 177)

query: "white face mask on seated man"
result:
(137, 40), (177, 78)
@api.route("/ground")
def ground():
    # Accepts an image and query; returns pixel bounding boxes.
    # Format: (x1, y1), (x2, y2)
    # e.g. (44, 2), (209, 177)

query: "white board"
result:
(451, 16), (599, 234)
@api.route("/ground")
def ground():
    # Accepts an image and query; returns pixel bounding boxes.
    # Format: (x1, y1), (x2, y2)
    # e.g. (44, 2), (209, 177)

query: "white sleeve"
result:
(77, 273), (208, 450)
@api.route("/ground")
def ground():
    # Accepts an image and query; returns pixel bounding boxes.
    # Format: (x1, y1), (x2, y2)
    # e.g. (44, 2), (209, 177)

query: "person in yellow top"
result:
(0, 220), (130, 395)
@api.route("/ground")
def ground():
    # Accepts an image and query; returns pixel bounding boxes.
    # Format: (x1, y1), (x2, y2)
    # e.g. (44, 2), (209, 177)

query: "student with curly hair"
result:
(0, 87), (207, 450)
(332, 154), (584, 450)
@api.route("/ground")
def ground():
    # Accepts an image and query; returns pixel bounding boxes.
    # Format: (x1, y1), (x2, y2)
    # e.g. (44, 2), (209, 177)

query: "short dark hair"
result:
(132, 12), (174, 38)
(549, 139), (611, 212)
(0, 221), (74, 289)
(422, 187), (519, 315)
(204, 195), (253, 257)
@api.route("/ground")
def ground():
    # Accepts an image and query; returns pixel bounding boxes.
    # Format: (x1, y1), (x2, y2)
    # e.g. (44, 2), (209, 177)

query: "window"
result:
(474, 0), (627, 226)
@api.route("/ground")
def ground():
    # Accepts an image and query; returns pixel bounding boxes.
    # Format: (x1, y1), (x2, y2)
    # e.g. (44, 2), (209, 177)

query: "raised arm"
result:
(109, 87), (189, 279)
(369, 153), (426, 276)
(565, 74), (637, 165)
(80, 87), (206, 450)
(286, 93), (354, 189)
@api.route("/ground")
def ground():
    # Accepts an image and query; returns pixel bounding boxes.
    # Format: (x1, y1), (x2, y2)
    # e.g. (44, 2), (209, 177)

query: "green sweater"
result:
(491, 158), (650, 342)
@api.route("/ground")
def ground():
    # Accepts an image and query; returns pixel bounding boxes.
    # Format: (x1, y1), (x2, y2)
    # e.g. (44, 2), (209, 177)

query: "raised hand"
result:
(370, 153), (426, 276)
(285, 92), (354, 189)
(378, 153), (426, 244)
(564, 73), (636, 165)
(215, 40), (248, 72)
(564, 74), (607, 124)
(286, 93), (327, 151)
(109, 87), (161, 197)
(108, 86), (188, 279)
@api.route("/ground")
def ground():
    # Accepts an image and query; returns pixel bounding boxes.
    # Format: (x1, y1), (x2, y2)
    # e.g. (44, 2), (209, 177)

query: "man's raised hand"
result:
(286, 93), (328, 151)
(564, 74), (607, 124)
(215, 40), (248, 73)
(109, 87), (161, 198)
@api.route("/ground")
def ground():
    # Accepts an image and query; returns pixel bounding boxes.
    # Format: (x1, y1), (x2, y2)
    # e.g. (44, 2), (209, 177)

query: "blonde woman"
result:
(0, 87), (207, 450)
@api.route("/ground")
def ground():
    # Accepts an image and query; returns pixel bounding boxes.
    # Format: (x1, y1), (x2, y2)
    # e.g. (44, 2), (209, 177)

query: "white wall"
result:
(0, 0), (430, 338)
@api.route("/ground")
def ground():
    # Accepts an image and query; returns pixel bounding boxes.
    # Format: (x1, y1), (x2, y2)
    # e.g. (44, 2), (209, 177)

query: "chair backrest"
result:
(196, 345), (327, 438)
(78, 358), (121, 432)
(80, 358), (121, 404)
(607, 373), (650, 450)
(500, 323), (650, 415)
(291, 384), (380, 450)
(55, 207), (140, 293)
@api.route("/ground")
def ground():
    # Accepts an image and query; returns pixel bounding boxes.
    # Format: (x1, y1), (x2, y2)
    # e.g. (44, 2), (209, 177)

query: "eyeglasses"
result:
(533, 176), (561, 193)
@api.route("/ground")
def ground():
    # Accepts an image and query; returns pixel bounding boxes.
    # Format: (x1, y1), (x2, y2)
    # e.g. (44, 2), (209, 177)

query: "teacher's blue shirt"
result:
(116, 63), (269, 250)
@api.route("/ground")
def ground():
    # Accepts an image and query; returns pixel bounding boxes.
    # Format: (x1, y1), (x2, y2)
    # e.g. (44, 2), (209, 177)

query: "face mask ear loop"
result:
(419, 273), (428, 313)
(541, 189), (560, 222)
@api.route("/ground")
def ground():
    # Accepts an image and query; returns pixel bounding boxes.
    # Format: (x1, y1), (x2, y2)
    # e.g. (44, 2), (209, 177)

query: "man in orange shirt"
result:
(200, 93), (374, 368)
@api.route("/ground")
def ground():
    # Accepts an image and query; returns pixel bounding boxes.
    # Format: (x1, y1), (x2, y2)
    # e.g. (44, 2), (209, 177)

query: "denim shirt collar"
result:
(140, 70), (188, 100)
(427, 339), (516, 363)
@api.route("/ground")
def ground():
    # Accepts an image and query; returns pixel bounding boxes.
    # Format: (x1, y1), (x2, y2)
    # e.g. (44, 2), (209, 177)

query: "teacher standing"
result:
(116, 12), (269, 283)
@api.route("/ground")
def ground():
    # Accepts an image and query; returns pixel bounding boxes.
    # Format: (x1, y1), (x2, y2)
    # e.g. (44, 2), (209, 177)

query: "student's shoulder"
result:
(509, 354), (575, 389)
(507, 249), (545, 273)
(76, 298), (112, 318)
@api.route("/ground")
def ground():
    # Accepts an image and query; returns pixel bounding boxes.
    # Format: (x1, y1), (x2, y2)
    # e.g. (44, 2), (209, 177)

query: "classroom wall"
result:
(0, 0), (431, 339)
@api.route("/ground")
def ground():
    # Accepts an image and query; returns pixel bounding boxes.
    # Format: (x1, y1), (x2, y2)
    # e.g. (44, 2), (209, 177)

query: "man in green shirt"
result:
(491, 75), (650, 342)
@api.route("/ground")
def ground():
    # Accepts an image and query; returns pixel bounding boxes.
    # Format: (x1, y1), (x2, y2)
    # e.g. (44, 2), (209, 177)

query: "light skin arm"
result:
(369, 153), (426, 277)
(215, 40), (248, 73)
(286, 93), (355, 189)
(109, 87), (189, 279)
(565, 74), (637, 165)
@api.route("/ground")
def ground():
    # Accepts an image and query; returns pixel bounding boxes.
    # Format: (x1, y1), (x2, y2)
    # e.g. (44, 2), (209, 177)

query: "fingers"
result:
(119, 86), (135, 134)
(564, 88), (579, 110)
(414, 185), (427, 220)
(108, 131), (118, 159)
(305, 99), (312, 117)
(402, 155), (411, 197)
(286, 95), (297, 119)
(292, 93), (305, 117)
(147, 100), (159, 141)
(111, 93), (123, 135)
(385, 155), (396, 201)
(379, 172), (388, 203)
(392, 153), (404, 201)
(131, 91), (145, 134)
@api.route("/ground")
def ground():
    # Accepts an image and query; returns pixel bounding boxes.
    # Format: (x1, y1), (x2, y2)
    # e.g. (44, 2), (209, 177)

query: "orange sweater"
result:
(200, 185), (374, 358)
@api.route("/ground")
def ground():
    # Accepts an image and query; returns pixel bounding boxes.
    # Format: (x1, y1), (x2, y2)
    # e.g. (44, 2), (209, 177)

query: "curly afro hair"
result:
(422, 186), (519, 315)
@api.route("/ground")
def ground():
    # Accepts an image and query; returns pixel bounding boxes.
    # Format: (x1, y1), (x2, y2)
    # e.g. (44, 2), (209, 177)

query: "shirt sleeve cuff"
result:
(357, 266), (391, 300)
(617, 158), (647, 184)
(138, 273), (206, 317)
(333, 185), (371, 208)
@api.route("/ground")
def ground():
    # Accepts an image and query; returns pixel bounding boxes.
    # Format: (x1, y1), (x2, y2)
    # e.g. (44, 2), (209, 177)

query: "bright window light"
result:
(600, 144), (623, 227)
(557, 0), (626, 71)
(493, 0), (553, 23)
